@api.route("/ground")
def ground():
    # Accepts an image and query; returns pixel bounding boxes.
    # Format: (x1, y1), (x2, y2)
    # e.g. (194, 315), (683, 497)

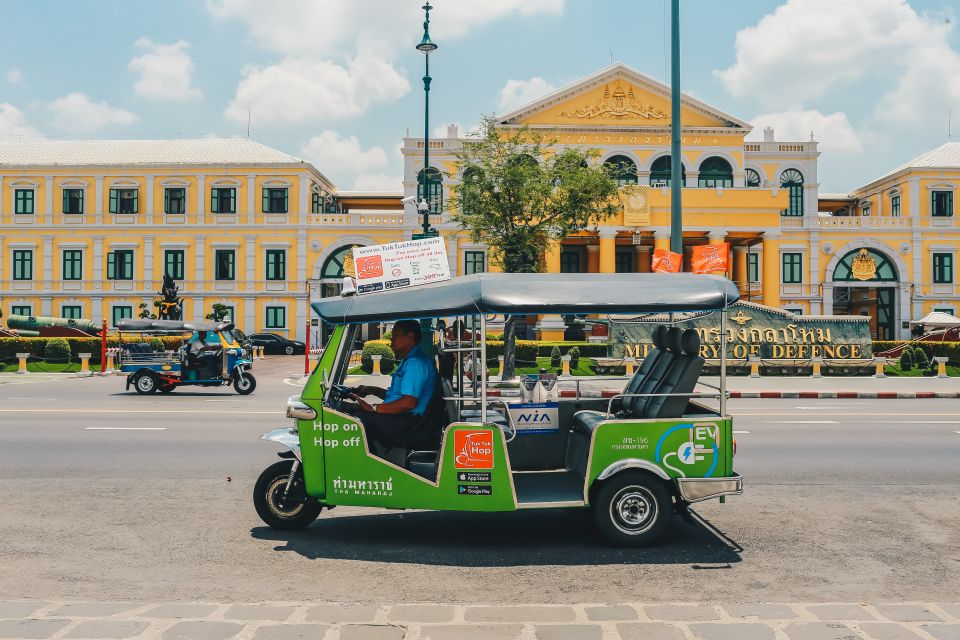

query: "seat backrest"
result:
(440, 377), (460, 425)
(620, 325), (667, 415)
(643, 329), (705, 420)
(396, 380), (446, 449)
(627, 327), (681, 418)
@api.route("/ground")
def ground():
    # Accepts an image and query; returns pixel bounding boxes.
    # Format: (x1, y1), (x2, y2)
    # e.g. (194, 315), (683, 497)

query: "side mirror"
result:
(286, 396), (317, 421)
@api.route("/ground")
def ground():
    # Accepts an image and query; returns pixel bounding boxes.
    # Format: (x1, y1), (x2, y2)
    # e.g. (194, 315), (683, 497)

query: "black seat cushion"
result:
(643, 329), (704, 420)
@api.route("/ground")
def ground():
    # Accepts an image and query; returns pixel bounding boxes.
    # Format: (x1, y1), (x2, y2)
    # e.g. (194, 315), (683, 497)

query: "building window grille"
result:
(164, 187), (186, 214)
(649, 156), (685, 187)
(14, 189), (34, 214)
(62, 250), (83, 280)
(780, 169), (804, 216)
(745, 168), (762, 188)
(62, 189), (84, 215)
(782, 252), (803, 283)
(215, 250), (235, 281)
(11, 305), (31, 316)
(265, 306), (286, 329)
(416, 167), (444, 215)
(932, 190), (954, 217)
(107, 250), (134, 280)
(890, 194), (901, 217)
(747, 252), (760, 283)
(262, 187), (288, 214)
(604, 155), (638, 187)
(112, 306), (132, 327)
(61, 305), (82, 319)
(464, 250), (485, 275)
(933, 253), (954, 284)
(266, 250), (286, 281)
(109, 188), (138, 214)
(164, 250), (185, 280)
(697, 157), (734, 188)
(311, 192), (322, 214)
(560, 248), (582, 273)
(13, 250), (33, 280)
(211, 187), (236, 214)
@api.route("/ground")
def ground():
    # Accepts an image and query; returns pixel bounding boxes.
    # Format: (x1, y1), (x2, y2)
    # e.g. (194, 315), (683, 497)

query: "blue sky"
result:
(1, 0), (958, 193)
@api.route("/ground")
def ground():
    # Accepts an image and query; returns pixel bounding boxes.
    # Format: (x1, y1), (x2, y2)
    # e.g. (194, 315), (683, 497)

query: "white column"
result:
(297, 229), (307, 283)
(93, 238), (103, 289)
(42, 237), (52, 290)
(246, 175), (256, 225)
(194, 295), (205, 321)
(95, 177), (104, 225)
(195, 236), (206, 289)
(809, 230), (821, 314)
(244, 297), (256, 334)
(41, 296), (52, 315)
(145, 175), (154, 224)
(90, 296), (103, 323)
(197, 175), (206, 224)
(295, 297), (307, 342)
(0, 176), (4, 215)
(245, 236), (256, 292)
(44, 176), (53, 224)
(143, 236), (154, 288)
(912, 230), (923, 320)
(298, 174), (309, 225)
(898, 283), (912, 339)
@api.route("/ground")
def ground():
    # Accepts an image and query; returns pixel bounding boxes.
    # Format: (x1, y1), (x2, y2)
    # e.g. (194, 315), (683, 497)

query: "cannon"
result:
(6, 314), (102, 337)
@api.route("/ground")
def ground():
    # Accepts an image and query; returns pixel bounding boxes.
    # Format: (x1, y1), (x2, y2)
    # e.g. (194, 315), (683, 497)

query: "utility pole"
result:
(669, 0), (683, 256)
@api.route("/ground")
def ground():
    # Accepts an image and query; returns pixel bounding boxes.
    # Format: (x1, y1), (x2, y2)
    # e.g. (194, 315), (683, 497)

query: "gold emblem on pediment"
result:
(560, 82), (667, 121)
(619, 185), (651, 226)
(731, 309), (752, 326)
(851, 248), (877, 281)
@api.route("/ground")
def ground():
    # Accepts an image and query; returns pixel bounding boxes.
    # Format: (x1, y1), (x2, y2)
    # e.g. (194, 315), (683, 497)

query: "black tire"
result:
(253, 460), (321, 530)
(284, 345), (295, 355)
(134, 372), (159, 395)
(234, 372), (256, 395)
(592, 471), (672, 547)
(158, 383), (177, 394)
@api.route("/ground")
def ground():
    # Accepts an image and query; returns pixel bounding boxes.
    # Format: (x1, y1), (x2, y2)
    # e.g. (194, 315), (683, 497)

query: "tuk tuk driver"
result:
(348, 319), (438, 445)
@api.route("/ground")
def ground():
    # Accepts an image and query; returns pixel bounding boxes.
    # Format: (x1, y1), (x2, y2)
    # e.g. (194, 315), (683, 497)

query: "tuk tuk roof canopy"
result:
(311, 273), (740, 324)
(117, 319), (234, 333)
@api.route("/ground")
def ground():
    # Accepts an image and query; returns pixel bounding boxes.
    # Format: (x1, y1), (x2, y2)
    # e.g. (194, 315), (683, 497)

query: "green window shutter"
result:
(109, 189), (118, 213)
(62, 190), (69, 213)
(262, 189), (269, 213)
(283, 189), (289, 213)
(107, 252), (116, 279)
(132, 190), (139, 213)
(164, 189), (170, 213)
(211, 189), (219, 213)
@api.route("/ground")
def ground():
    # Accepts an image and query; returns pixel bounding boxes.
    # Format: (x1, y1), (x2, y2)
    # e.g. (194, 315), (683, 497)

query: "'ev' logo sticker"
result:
(454, 430), (494, 469)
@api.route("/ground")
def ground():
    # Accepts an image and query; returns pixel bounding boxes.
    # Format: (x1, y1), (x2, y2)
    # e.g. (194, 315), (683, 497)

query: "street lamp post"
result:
(416, 1), (438, 238)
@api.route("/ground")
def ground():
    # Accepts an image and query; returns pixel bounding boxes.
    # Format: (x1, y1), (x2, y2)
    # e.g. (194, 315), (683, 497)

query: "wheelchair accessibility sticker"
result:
(654, 423), (719, 478)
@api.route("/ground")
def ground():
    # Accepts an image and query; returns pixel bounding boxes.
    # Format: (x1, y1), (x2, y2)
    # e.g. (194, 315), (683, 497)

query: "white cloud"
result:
(498, 77), (556, 112)
(0, 103), (41, 138)
(748, 109), (862, 153)
(224, 55), (410, 124)
(47, 92), (139, 132)
(128, 38), (202, 101)
(715, 0), (960, 126)
(350, 173), (402, 191)
(300, 130), (389, 174)
(6, 68), (22, 84)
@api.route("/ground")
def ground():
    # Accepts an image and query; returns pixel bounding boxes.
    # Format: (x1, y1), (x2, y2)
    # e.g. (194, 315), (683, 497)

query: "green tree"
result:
(206, 303), (229, 322)
(450, 116), (620, 379)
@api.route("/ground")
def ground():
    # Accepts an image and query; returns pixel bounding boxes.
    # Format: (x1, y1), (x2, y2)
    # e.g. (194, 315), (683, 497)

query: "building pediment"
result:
(498, 63), (750, 132)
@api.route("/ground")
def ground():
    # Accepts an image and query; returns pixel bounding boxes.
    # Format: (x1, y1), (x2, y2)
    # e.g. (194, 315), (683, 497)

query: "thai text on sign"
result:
(352, 237), (450, 295)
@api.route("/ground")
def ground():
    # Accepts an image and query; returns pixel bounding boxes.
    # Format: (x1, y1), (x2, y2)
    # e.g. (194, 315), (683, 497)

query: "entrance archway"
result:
(830, 247), (899, 340)
(311, 241), (381, 345)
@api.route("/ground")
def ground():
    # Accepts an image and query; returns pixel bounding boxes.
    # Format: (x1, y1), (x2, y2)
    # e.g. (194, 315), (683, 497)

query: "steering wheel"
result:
(327, 384), (353, 411)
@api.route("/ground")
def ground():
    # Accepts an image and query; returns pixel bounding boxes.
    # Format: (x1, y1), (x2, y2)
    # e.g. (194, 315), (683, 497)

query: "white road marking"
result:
(955, 431), (960, 434)
(283, 377), (306, 387)
(773, 420), (839, 424)
(0, 409), (278, 414)
(733, 430), (750, 434)
(4, 397), (59, 401)
(794, 404), (868, 409)
(84, 427), (166, 430)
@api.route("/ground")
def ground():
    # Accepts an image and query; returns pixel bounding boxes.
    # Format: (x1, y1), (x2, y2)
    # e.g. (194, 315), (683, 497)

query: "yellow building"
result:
(403, 64), (958, 340)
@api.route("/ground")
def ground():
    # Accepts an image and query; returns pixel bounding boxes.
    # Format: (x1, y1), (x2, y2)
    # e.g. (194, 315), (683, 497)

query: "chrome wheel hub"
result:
(610, 486), (657, 535)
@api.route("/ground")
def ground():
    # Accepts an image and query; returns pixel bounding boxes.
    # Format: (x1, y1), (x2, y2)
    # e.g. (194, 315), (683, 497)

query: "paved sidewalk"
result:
(1, 600), (958, 640)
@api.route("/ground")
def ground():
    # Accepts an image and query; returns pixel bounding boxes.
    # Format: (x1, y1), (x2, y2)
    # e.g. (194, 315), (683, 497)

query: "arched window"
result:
(698, 157), (734, 188)
(745, 168), (762, 188)
(417, 167), (443, 215)
(649, 156), (686, 187)
(460, 167), (483, 215)
(780, 168), (804, 216)
(321, 244), (361, 279)
(833, 248), (898, 282)
(604, 155), (638, 186)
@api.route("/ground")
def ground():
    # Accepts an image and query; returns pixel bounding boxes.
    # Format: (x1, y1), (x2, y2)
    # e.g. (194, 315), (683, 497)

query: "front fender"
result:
(260, 428), (301, 461)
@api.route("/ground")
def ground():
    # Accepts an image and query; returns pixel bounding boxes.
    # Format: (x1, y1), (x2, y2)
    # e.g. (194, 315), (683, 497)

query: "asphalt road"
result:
(1, 363), (958, 605)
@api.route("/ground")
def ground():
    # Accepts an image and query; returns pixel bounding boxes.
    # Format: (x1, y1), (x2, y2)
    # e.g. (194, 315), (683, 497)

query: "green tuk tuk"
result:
(253, 272), (742, 546)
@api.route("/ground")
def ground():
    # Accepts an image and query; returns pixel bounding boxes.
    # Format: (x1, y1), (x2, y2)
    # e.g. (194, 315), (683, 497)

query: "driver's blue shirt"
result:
(383, 346), (437, 415)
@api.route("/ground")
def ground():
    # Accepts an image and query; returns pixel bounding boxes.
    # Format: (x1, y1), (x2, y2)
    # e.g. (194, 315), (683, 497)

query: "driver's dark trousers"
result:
(341, 402), (420, 447)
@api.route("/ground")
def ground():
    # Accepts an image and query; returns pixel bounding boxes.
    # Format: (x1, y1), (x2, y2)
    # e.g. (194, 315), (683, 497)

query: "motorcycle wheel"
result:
(234, 372), (256, 395)
(253, 460), (321, 530)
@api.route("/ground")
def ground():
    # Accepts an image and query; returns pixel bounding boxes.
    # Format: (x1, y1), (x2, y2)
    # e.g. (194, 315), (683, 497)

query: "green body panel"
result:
(586, 417), (732, 489)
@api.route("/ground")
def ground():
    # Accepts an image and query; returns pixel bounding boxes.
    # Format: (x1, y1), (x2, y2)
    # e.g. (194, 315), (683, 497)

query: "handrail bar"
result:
(606, 391), (726, 416)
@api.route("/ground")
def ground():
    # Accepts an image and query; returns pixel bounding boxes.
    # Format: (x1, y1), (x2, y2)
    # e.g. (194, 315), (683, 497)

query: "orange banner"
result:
(651, 248), (682, 273)
(691, 243), (729, 274)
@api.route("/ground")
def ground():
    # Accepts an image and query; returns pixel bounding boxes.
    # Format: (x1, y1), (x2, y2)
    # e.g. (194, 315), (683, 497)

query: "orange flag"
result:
(691, 243), (729, 274)
(651, 248), (682, 273)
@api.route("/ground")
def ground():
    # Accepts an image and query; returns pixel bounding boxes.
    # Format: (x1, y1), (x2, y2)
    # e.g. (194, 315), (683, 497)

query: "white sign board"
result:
(352, 237), (450, 295)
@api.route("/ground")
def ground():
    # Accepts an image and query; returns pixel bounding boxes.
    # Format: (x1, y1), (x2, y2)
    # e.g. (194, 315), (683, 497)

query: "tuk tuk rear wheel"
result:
(593, 472), (671, 547)
(253, 460), (321, 530)
(134, 372), (159, 395)
(234, 372), (256, 395)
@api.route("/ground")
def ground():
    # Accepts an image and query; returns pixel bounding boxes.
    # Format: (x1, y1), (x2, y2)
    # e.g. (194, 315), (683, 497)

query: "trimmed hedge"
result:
(535, 341), (607, 357)
(0, 336), (184, 363)
(44, 338), (71, 362)
(874, 341), (960, 364)
(361, 341), (396, 374)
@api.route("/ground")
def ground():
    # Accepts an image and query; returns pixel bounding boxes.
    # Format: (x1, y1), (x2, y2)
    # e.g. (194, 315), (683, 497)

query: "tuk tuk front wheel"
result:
(134, 372), (159, 395)
(234, 372), (256, 395)
(593, 472), (671, 547)
(253, 460), (321, 530)
(158, 382), (177, 393)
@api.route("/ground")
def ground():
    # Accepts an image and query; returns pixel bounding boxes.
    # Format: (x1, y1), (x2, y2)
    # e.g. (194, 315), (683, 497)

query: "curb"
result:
(729, 391), (960, 399)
